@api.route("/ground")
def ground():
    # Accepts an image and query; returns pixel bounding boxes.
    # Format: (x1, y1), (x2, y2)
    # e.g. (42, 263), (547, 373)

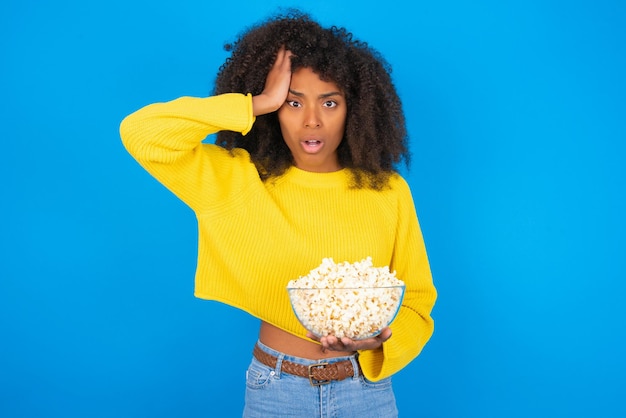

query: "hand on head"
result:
(252, 46), (293, 116)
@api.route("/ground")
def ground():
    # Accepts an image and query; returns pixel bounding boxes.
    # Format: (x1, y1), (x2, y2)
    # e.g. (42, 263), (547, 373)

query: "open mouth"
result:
(302, 139), (323, 152)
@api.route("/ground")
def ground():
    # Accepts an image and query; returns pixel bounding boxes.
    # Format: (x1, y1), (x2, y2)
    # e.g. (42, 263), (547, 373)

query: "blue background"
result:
(2, 0), (625, 417)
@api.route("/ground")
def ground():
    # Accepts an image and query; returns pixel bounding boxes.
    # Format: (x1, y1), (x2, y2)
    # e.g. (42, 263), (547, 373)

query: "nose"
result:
(304, 107), (321, 128)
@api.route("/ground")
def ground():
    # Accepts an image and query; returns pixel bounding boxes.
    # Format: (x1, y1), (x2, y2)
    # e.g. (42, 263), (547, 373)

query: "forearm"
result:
(120, 93), (254, 164)
(358, 299), (435, 381)
(119, 93), (257, 212)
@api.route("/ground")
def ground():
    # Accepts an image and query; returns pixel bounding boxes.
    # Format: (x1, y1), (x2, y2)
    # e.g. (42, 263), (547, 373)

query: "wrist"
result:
(252, 93), (282, 116)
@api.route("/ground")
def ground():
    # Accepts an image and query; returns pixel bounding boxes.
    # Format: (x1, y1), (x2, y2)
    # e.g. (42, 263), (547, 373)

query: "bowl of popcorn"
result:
(287, 257), (405, 340)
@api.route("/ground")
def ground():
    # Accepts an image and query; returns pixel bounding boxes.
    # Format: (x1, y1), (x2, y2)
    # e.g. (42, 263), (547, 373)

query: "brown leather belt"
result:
(253, 344), (361, 386)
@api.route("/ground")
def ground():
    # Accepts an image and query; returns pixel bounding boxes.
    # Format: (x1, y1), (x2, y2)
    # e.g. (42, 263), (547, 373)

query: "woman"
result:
(121, 10), (436, 417)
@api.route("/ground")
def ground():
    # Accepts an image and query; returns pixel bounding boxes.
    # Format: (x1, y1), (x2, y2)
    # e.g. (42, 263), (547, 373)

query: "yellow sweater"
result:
(120, 93), (437, 381)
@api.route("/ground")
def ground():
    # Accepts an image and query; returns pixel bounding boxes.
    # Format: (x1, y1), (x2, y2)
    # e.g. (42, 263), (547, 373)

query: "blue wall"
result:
(2, 0), (625, 417)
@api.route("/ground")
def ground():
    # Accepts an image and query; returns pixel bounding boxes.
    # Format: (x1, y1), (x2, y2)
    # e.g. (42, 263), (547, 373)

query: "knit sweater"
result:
(120, 93), (436, 381)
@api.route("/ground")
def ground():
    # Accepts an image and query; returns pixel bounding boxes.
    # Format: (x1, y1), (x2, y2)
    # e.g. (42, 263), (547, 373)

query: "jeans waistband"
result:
(255, 340), (359, 365)
(254, 340), (361, 385)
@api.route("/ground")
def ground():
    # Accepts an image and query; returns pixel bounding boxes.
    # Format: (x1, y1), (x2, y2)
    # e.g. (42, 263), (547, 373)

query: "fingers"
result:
(270, 48), (292, 89)
(377, 327), (392, 343)
(318, 329), (393, 352)
(269, 46), (293, 77)
(272, 46), (293, 71)
(306, 332), (320, 342)
(252, 46), (293, 116)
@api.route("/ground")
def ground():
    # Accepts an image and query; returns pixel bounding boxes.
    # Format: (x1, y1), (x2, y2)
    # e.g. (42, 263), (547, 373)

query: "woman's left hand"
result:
(307, 327), (392, 352)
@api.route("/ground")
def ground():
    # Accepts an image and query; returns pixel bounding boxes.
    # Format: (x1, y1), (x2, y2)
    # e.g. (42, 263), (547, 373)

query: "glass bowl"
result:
(287, 285), (405, 340)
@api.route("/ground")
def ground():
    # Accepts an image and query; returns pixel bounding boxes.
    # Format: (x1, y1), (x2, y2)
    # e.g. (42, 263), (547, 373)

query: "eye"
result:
(287, 100), (302, 108)
(323, 100), (338, 108)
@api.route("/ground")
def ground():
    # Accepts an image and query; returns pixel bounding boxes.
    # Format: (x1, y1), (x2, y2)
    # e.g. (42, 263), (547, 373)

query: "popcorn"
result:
(287, 257), (405, 339)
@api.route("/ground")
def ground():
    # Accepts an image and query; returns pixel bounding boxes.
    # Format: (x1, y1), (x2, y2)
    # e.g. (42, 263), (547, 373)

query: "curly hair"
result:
(213, 9), (409, 189)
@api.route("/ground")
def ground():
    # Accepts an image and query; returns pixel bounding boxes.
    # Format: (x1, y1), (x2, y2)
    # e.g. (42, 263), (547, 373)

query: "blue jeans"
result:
(243, 341), (398, 417)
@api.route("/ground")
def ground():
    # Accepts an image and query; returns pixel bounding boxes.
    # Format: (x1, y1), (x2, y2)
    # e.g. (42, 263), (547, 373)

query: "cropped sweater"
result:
(120, 93), (437, 381)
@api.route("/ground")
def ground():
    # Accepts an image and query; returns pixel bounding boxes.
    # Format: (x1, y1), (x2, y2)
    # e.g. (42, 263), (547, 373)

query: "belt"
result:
(252, 344), (361, 386)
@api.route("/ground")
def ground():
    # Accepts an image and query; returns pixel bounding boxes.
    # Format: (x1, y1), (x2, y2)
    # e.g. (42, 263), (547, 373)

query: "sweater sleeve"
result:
(358, 176), (437, 381)
(119, 93), (257, 212)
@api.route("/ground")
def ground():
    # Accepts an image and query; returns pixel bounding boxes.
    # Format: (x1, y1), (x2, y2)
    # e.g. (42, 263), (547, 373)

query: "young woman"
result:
(121, 10), (437, 417)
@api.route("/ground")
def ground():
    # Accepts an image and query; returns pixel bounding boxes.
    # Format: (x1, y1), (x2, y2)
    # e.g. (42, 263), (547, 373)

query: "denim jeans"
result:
(243, 341), (398, 418)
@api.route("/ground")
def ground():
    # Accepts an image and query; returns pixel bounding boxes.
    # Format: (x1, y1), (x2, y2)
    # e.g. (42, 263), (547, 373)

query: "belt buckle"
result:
(308, 362), (330, 386)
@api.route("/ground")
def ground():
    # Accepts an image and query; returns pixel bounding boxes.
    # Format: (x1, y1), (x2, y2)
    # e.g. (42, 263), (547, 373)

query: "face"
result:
(278, 67), (347, 173)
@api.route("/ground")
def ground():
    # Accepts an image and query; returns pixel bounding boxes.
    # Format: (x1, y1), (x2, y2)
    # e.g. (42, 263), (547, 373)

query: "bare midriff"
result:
(259, 321), (356, 360)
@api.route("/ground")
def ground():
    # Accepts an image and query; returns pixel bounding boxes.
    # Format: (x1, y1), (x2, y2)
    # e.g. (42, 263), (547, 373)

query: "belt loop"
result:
(274, 352), (284, 378)
(349, 355), (360, 380)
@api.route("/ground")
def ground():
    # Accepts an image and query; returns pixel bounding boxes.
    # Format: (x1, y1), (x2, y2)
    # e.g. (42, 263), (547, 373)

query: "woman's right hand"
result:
(252, 46), (293, 116)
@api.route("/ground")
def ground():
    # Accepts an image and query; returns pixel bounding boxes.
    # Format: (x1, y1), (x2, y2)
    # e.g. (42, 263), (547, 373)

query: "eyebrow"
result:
(288, 89), (343, 99)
